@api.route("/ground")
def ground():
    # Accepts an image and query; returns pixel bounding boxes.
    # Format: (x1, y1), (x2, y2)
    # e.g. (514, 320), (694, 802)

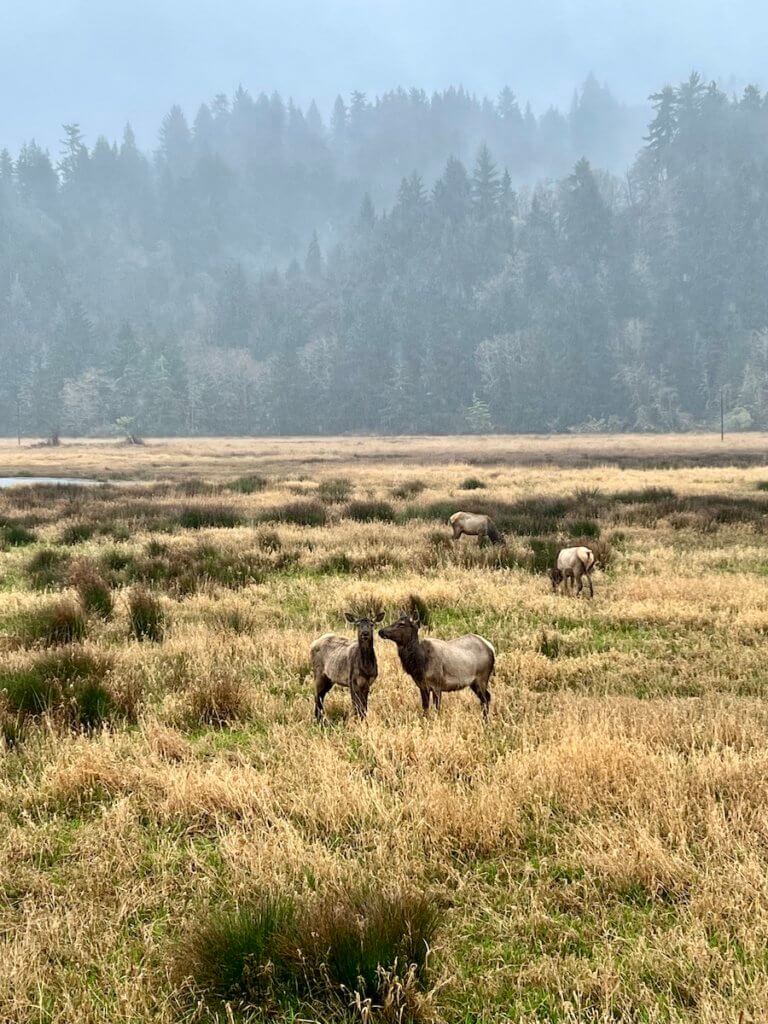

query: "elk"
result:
(449, 511), (504, 545)
(550, 546), (596, 597)
(310, 611), (384, 721)
(378, 611), (495, 717)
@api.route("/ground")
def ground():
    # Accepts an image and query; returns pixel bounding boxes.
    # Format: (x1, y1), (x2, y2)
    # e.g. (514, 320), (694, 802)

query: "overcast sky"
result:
(2, 0), (765, 154)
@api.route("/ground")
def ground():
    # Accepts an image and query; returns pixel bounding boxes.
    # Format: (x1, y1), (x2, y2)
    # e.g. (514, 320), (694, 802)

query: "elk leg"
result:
(431, 690), (442, 711)
(586, 572), (594, 598)
(576, 573), (584, 597)
(419, 687), (430, 714)
(471, 681), (491, 719)
(350, 681), (368, 720)
(314, 674), (333, 721)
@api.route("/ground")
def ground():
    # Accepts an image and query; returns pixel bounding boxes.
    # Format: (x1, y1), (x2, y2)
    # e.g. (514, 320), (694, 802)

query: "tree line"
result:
(1, 72), (767, 436)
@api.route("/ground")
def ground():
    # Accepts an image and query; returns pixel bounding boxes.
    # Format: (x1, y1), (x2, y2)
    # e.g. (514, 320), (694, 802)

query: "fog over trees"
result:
(2, 72), (768, 436)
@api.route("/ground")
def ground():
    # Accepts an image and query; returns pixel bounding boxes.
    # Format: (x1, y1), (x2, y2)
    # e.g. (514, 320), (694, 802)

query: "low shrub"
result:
(317, 477), (352, 503)
(59, 522), (95, 545)
(612, 486), (676, 504)
(256, 529), (282, 552)
(266, 501), (327, 527)
(69, 561), (113, 618)
(586, 537), (613, 569)
(392, 479), (426, 499)
(13, 598), (87, 647)
(567, 519), (601, 539)
(128, 587), (165, 642)
(228, 474), (268, 494)
(26, 548), (71, 590)
(345, 500), (396, 522)
(175, 478), (219, 497)
(529, 538), (560, 574)
(177, 506), (241, 530)
(459, 476), (486, 490)
(0, 522), (37, 547)
(318, 552), (352, 574)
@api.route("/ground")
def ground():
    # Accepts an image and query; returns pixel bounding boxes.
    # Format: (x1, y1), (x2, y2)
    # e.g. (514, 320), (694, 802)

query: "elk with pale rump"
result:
(310, 611), (384, 721)
(449, 510), (504, 545)
(550, 546), (596, 597)
(379, 610), (495, 717)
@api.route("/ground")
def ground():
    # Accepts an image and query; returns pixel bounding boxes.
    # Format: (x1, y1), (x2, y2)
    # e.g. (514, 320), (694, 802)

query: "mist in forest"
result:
(1, 2), (767, 437)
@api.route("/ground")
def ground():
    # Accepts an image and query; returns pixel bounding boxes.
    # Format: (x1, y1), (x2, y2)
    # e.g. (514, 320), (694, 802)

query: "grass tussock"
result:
(266, 500), (327, 527)
(392, 479), (426, 499)
(176, 505), (242, 530)
(180, 887), (440, 1015)
(228, 473), (268, 494)
(345, 500), (396, 522)
(318, 477), (353, 503)
(69, 560), (114, 618)
(0, 648), (116, 728)
(0, 521), (37, 547)
(26, 548), (71, 590)
(10, 597), (87, 647)
(459, 476), (486, 490)
(127, 587), (165, 642)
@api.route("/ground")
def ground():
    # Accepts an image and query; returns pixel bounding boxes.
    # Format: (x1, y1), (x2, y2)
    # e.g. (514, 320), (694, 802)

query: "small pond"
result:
(0, 477), (103, 488)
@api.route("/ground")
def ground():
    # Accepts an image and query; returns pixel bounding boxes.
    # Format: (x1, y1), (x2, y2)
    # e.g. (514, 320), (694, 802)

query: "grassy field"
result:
(2, 435), (768, 1023)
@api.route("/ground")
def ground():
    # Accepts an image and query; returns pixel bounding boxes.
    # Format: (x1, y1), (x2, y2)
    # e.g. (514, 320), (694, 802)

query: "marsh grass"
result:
(10, 597), (87, 647)
(3, 438), (768, 1022)
(69, 560), (114, 618)
(318, 477), (353, 503)
(0, 647), (115, 728)
(181, 887), (439, 1014)
(27, 548), (71, 590)
(127, 587), (165, 642)
(345, 500), (396, 522)
(0, 521), (37, 547)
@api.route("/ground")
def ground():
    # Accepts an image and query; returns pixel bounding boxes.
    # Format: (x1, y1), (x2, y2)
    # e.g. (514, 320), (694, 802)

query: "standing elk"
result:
(378, 610), (495, 717)
(449, 511), (504, 545)
(550, 546), (596, 597)
(310, 611), (384, 721)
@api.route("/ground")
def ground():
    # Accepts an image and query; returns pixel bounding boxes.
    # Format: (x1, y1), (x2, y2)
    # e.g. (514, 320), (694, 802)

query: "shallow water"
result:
(0, 477), (103, 488)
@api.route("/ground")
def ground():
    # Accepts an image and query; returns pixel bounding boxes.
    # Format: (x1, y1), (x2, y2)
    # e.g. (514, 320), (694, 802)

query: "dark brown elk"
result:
(378, 610), (495, 717)
(310, 611), (384, 721)
(550, 546), (595, 597)
(449, 511), (503, 545)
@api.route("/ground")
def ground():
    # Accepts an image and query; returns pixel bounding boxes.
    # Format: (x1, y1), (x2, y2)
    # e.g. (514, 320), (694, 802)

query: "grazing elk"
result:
(378, 611), (495, 717)
(550, 546), (596, 597)
(449, 511), (504, 545)
(310, 611), (385, 721)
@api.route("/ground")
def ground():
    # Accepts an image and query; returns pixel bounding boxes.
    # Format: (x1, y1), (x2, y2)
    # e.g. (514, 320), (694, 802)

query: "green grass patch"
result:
(180, 887), (440, 1013)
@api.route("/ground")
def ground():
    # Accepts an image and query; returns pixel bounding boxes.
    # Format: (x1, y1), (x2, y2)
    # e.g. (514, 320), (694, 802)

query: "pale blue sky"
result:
(2, 0), (764, 153)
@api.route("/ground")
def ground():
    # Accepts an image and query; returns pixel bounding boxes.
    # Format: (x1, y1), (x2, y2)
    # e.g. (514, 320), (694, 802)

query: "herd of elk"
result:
(309, 509), (596, 720)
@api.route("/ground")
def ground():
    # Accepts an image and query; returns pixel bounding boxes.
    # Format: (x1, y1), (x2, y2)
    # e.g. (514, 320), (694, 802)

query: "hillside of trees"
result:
(1, 72), (767, 436)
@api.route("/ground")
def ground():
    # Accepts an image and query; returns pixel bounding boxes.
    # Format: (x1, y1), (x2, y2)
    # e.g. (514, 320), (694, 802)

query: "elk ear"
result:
(374, 610), (385, 624)
(410, 611), (421, 627)
(344, 612), (356, 624)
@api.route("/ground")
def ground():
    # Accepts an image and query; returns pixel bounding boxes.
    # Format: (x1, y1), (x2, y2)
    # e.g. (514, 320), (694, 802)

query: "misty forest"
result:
(2, 72), (768, 437)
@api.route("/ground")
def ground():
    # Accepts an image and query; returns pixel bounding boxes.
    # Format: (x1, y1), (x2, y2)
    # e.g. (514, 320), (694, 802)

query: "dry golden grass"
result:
(2, 437), (768, 1021)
